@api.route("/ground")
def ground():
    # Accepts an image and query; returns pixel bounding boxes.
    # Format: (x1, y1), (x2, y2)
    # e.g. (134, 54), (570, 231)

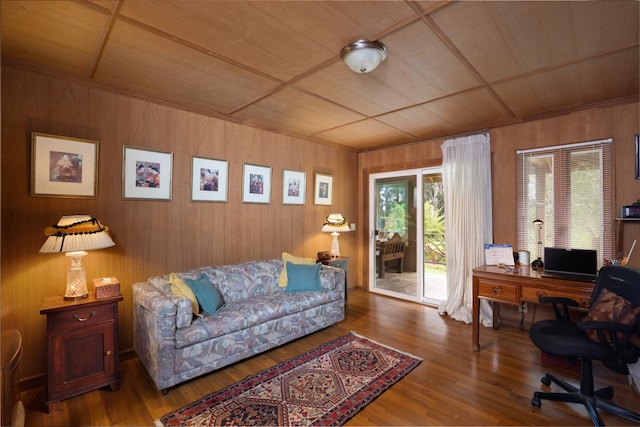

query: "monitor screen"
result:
(543, 247), (598, 275)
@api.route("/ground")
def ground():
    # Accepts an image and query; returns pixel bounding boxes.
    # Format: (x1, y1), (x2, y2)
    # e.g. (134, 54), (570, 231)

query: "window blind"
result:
(516, 138), (614, 264)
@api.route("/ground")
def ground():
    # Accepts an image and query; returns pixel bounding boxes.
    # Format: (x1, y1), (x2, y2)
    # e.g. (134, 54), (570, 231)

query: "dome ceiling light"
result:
(340, 39), (387, 73)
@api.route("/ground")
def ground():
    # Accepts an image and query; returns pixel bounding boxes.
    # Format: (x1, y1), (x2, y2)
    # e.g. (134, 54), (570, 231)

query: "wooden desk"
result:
(472, 265), (595, 351)
(1, 329), (23, 427)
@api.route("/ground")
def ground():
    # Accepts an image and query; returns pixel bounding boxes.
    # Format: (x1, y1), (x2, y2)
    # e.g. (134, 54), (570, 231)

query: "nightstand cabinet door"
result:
(49, 321), (116, 396)
(41, 295), (122, 413)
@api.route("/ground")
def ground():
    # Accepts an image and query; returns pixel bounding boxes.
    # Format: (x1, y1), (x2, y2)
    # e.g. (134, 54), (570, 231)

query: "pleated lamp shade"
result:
(40, 215), (115, 299)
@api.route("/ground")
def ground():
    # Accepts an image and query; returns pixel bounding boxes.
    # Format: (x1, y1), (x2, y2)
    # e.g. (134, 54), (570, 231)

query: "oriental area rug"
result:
(159, 332), (422, 426)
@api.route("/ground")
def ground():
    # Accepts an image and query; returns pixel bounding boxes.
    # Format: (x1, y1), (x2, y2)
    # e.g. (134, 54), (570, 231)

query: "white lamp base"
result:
(65, 251), (89, 300)
(330, 232), (341, 258)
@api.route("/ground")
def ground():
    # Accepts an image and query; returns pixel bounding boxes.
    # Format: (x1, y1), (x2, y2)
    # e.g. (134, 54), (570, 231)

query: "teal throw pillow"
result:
(284, 262), (322, 293)
(184, 274), (224, 314)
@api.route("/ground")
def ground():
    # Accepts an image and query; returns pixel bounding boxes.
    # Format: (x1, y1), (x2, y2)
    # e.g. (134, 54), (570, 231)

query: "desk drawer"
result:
(478, 281), (519, 304)
(521, 287), (591, 308)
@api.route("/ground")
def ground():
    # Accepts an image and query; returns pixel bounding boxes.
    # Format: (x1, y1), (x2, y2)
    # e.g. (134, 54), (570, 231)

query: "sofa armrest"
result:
(319, 265), (345, 296)
(132, 282), (179, 391)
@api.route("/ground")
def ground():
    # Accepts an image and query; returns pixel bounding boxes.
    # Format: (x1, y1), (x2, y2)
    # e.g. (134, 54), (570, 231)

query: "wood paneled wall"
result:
(2, 63), (638, 383)
(357, 102), (640, 288)
(0, 65), (358, 380)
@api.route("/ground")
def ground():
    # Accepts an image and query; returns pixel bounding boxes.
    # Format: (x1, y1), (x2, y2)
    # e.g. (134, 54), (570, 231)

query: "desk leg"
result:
(472, 278), (480, 351)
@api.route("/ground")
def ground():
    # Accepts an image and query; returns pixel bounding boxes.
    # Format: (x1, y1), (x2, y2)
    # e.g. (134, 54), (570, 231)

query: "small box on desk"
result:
(93, 277), (121, 299)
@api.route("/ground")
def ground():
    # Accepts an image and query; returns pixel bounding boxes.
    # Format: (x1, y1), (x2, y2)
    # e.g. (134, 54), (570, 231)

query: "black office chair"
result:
(529, 265), (640, 426)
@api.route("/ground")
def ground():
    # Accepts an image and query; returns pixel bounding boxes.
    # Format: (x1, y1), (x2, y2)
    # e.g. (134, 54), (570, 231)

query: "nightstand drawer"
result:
(521, 287), (591, 309)
(478, 281), (519, 304)
(50, 303), (116, 331)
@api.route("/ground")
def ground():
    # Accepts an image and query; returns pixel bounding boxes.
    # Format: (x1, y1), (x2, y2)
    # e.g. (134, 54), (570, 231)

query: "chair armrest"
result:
(579, 321), (633, 335)
(578, 321), (636, 372)
(538, 296), (580, 321)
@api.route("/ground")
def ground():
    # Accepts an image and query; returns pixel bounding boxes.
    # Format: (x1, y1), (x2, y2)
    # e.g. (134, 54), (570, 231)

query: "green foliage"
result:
(424, 200), (444, 235)
(383, 203), (407, 237)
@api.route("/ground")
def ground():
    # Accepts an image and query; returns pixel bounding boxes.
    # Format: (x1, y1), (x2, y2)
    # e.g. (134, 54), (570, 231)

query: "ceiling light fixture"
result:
(340, 39), (387, 73)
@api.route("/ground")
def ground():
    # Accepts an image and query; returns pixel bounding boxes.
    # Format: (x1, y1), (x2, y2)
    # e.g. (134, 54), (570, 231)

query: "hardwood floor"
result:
(21, 290), (639, 426)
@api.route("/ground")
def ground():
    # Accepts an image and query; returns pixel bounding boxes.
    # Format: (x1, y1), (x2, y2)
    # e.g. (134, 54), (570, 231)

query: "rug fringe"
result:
(350, 331), (424, 361)
(153, 419), (164, 427)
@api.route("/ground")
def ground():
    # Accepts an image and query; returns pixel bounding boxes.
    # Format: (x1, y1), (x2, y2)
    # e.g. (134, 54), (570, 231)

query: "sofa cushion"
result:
(175, 290), (336, 348)
(184, 274), (225, 315)
(278, 252), (317, 287)
(285, 262), (322, 293)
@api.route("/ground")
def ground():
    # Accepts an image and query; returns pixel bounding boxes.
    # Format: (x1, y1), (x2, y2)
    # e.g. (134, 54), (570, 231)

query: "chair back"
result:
(380, 235), (405, 255)
(591, 265), (640, 374)
(592, 265), (640, 308)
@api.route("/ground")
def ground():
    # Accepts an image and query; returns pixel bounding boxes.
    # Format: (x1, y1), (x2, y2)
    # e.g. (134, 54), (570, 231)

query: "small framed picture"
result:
(314, 173), (332, 205)
(191, 156), (229, 202)
(122, 146), (173, 200)
(282, 170), (306, 205)
(242, 163), (271, 204)
(636, 134), (639, 180)
(31, 133), (99, 198)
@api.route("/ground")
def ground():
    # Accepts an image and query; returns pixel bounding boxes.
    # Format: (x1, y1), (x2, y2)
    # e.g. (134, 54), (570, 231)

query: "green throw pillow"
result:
(184, 274), (224, 315)
(284, 262), (322, 293)
(278, 252), (317, 287)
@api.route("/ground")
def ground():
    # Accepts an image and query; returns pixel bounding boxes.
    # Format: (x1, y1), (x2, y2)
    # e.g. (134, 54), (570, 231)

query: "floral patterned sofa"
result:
(132, 258), (345, 392)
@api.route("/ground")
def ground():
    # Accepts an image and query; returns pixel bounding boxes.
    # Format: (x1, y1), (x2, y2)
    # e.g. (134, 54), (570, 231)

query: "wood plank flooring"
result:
(21, 290), (639, 426)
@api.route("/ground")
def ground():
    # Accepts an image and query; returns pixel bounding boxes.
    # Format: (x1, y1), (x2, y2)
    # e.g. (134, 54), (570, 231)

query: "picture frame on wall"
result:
(191, 156), (229, 202)
(314, 173), (332, 205)
(31, 132), (99, 198)
(122, 146), (173, 200)
(282, 169), (306, 205)
(636, 134), (639, 180)
(242, 163), (271, 204)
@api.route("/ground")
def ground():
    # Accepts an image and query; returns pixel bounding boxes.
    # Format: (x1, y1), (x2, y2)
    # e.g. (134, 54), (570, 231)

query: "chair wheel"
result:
(596, 386), (613, 400)
(541, 376), (551, 387)
(531, 396), (541, 408)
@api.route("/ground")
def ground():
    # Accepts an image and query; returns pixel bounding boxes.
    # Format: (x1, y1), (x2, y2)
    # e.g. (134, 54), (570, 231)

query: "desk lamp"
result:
(531, 219), (544, 270)
(321, 213), (350, 257)
(40, 215), (115, 299)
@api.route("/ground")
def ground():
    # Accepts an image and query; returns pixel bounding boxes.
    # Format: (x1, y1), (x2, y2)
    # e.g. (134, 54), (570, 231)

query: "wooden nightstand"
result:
(318, 256), (349, 306)
(40, 294), (123, 413)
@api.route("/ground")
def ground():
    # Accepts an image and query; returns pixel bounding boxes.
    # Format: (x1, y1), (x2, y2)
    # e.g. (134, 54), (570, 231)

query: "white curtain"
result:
(438, 133), (493, 326)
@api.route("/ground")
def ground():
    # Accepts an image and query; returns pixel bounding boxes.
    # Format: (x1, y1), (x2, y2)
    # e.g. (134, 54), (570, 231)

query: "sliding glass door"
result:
(369, 167), (446, 305)
(422, 170), (447, 305)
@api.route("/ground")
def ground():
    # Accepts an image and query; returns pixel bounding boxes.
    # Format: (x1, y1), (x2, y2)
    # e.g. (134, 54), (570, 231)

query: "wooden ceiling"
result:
(2, 1), (639, 151)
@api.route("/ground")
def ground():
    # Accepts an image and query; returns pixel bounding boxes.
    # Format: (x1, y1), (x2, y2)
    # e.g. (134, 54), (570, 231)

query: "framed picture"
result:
(282, 170), (306, 205)
(31, 133), (98, 198)
(191, 156), (229, 202)
(122, 146), (173, 200)
(636, 135), (640, 179)
(242, 163), (271, 204)
(314, 173), (332, 205)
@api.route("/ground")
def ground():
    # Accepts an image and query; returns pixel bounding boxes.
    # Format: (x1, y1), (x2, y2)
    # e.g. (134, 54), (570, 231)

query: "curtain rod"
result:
(362, 128), (490, 153)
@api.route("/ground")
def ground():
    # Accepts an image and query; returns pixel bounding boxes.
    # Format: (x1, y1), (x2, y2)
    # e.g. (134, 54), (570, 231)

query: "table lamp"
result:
(531, 218), (544, 270)
(40, 215), (115, 299)
(321, 213), (350, 257)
